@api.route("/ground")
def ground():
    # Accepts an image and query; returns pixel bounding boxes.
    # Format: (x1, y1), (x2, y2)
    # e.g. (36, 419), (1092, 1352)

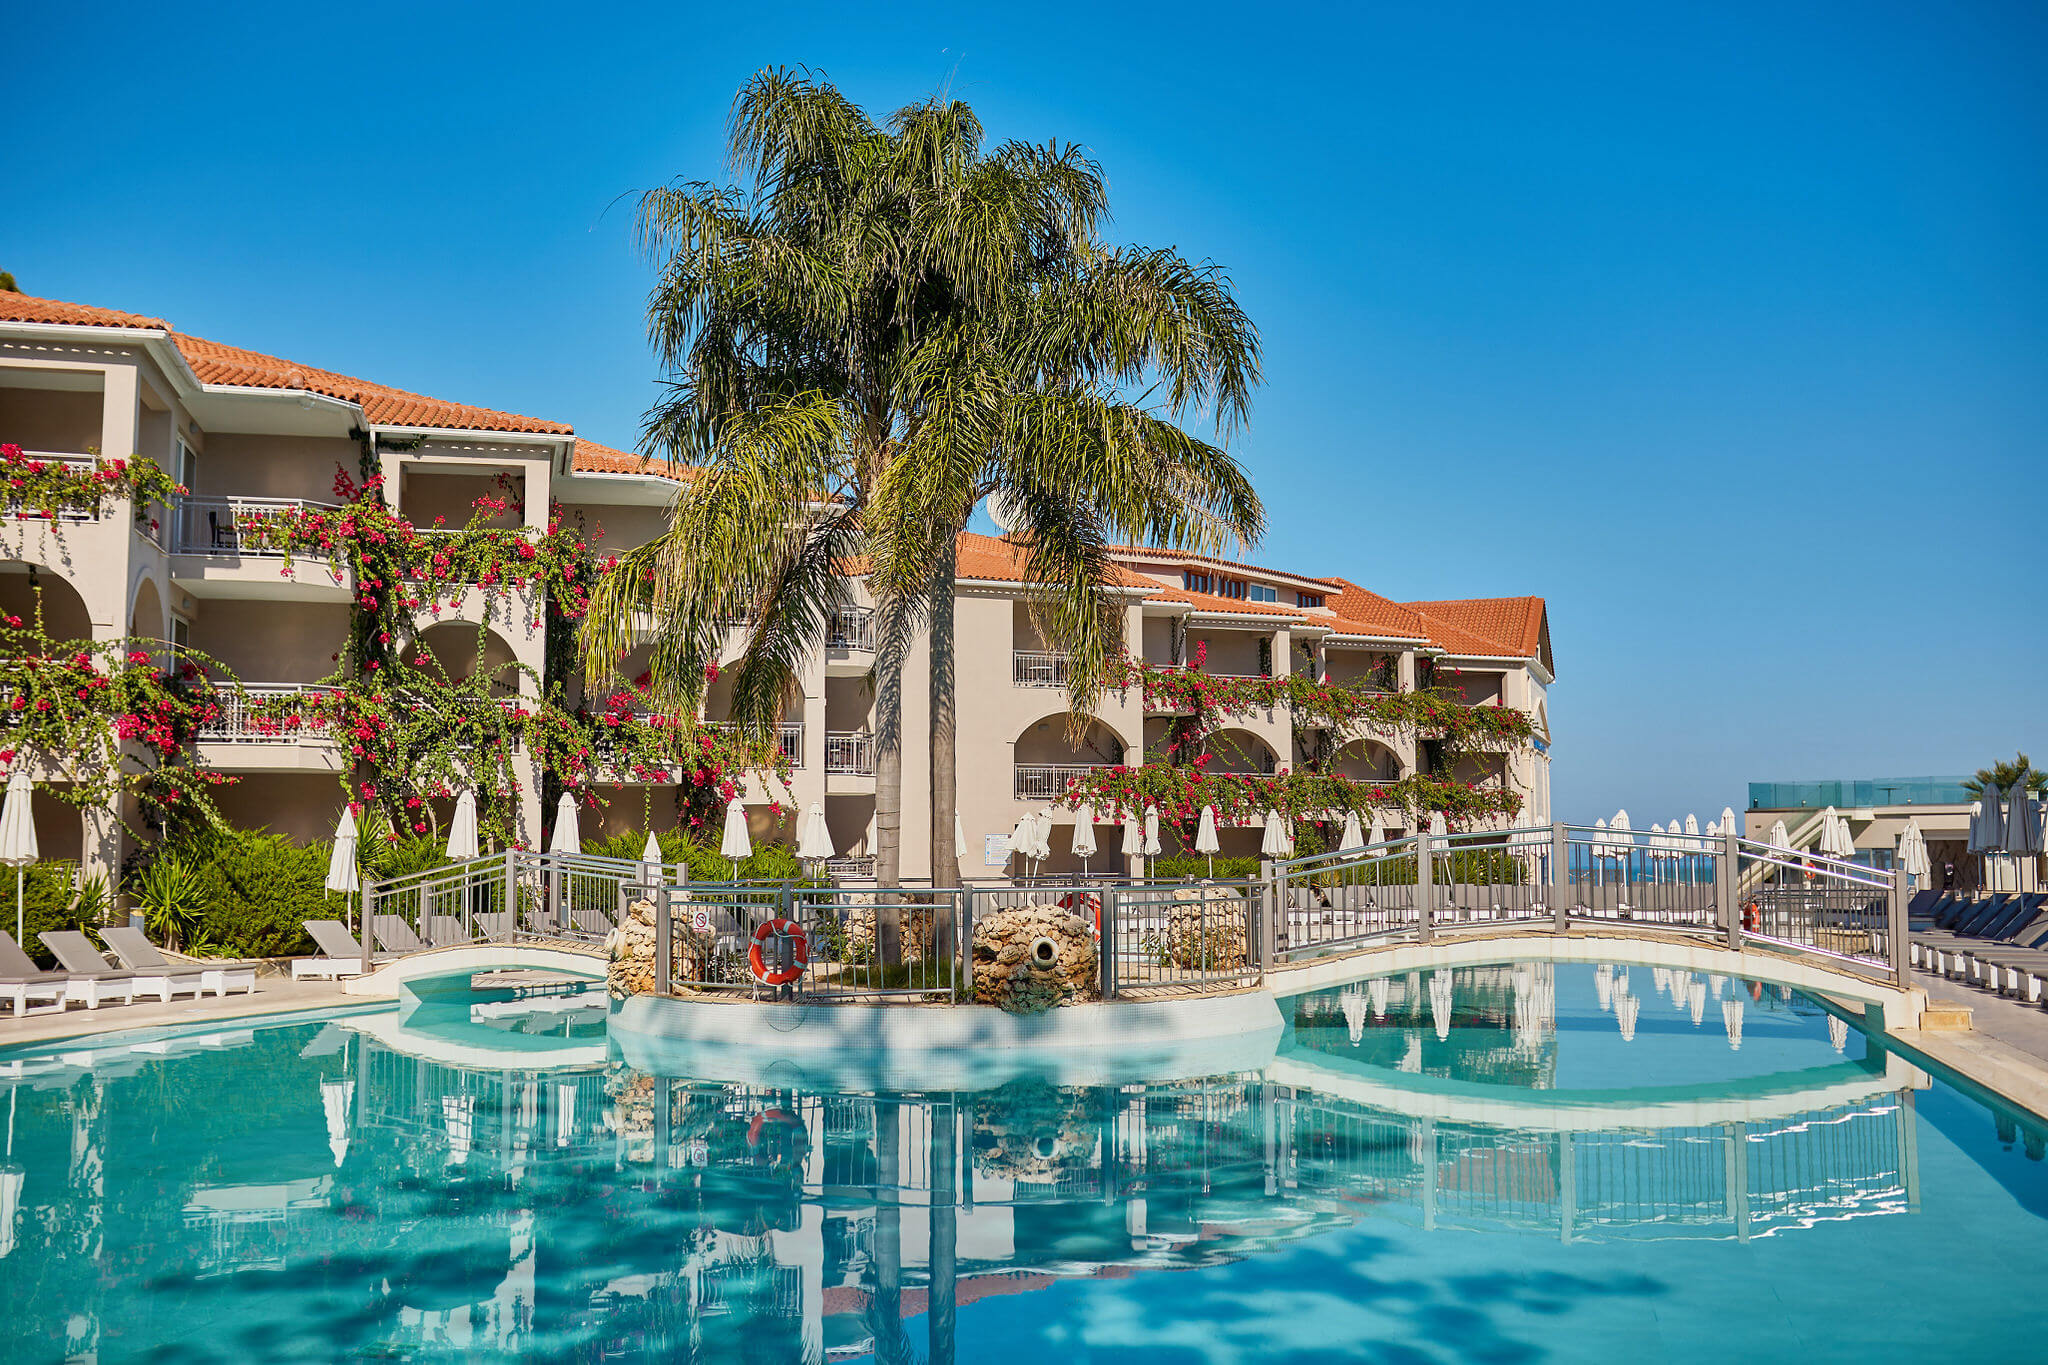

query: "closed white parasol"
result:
(548, 792), (581, 857)
(1340, 810), (1364, 851)
(1195, 805), (1220, 877)
(324, 806), (359, 933)
(720, 798), (752, 879)
(1260, 809), (1294, 859)
(0, 767), (38, 948)
(1071, 803), (1099, 872)
(796, 803), (834, 864)
(445, 789), (480, 862)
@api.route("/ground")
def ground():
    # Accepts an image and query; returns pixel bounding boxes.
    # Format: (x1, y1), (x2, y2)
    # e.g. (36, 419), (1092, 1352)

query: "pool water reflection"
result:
(2, 963), (2046, 1362)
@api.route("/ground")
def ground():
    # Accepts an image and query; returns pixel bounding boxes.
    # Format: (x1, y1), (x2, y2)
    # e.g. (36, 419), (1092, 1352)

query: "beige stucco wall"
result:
(187, 599), (350, 682)
(0, 386), (102, 453)
(195, 433), (355, 503)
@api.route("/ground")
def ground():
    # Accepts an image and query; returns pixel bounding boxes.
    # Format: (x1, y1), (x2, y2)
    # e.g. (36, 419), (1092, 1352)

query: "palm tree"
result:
(1962, 753), (2048, 798)
(583, 68), (1261, 929)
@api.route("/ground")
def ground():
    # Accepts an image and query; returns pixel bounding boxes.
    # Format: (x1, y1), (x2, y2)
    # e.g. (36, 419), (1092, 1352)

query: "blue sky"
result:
(11, 1), (2044, 821)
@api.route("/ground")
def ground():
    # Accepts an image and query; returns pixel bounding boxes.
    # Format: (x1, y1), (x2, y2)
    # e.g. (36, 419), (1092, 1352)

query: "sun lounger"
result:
(422, 914), (468, 947)
(38, 930), (151, 1007)
(0, 930), (71, 1015)
(371, 915), (428, 956)
(295, 921), (370, 979)
(473, 912), (515, 940)
(569, 906), (614, 937)
(100, 926), (257, 998)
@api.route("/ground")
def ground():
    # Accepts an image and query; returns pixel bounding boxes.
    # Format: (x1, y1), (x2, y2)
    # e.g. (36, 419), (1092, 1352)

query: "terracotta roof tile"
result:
(1404, 596), (1551, 664)
(0, 293), (169, 330)
(1150, 585), (1306, 619)
(569, 438), (694, 481)
(953, 532), (1157, 589)
(1317, 577), (1432, 640)
(0, 292), (569, 435)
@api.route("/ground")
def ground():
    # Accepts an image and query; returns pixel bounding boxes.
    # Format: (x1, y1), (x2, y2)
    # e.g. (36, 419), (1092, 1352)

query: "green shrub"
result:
(581, 829), (816, 885)
(10, 860), (102, 967)
(1153, 853), (1266, 882)
(171, 827), (336, 959)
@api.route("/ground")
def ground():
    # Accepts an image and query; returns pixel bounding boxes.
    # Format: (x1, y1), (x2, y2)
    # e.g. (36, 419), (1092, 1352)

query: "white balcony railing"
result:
(825, 854), (876, 879)
(708, 721), (805, 768)
(175, 497), (342, 557)
(1012, 650), (1071, 689)
(5, 452), (103, 523)
(825, 731), (876, 776)
(196, 683), (341, 744)
(827, 607), (874, 652)
(1014, 762), (1111, 801)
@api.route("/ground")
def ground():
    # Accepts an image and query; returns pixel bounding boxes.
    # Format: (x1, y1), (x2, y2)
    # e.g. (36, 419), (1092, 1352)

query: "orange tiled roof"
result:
(569, 438), (694, 481)
(953, 532), (1158, 589)
(1406, 596), (1549, 662)
(0, 292), (570, 435)
(1151, 585), (1307, 619)
(1318, 577), (1433, 640)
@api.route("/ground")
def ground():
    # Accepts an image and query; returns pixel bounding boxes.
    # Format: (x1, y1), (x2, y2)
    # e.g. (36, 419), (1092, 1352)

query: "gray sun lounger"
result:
(296, 921), (370, 979)
(100, 926), (257, 998)
(38, 930), (149, 1007)
(371, 915), (428, 956)
(422, 915), (468, 947)
(0, 929), (72, 1015)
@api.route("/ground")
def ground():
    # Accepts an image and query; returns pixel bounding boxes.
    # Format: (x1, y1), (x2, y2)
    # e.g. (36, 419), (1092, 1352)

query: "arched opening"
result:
(1332, 739), (1404, 784)
(0, 562), (91, 642)
(1013, 713), (1126, 803)
(128, 576), (167, 665)
(405, 621), (519, 698)
(1199, 727), (1277, 777)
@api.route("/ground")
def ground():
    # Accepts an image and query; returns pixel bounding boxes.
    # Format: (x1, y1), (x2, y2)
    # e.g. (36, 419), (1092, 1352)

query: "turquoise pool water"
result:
(2, 963), (2046, 1362)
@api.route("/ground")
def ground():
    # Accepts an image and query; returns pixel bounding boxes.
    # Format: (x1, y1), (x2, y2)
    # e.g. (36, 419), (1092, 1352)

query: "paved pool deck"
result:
(1889, 968), (2048, 1123)
(0, 977), (364, 1048)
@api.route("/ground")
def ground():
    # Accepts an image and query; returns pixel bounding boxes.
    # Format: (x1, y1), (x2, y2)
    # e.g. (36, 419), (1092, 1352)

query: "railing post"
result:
(1415, 832), (1434, 943)
(1259, 860), (1278, 976)
(1719, 828), (1741, 950)
(655, 877), (672, 997)
(502, 848), (517, 940)
(1551, 822), (1570, 932)
(1888, 866), (1909, 990)
(1099, 889), (1117, 1000)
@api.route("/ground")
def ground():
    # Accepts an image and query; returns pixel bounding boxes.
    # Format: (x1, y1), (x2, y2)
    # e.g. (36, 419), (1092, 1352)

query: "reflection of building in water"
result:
(0, 1003), (1955, 1364)
(1293, 964), (1561, 1086)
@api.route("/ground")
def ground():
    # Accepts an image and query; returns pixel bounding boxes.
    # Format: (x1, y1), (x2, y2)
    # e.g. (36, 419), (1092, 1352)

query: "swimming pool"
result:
(1, 962), (2044, 1362)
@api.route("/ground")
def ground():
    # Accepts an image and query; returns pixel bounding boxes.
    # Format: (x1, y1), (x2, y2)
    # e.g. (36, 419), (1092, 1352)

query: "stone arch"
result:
(405, 620), (520, 697)
(128, 574), (167, 660)
(1332, 738), (1404, 783)
(0, 560), (92, 641)
(1012, 711), (1127, 768)
(1200, 727), (1277, 776)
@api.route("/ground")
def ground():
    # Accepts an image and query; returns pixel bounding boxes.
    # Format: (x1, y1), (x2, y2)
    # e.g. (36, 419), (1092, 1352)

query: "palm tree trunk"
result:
(929, 554), (960, 890)
(929, 551), (961, 974)
(873, 593), (907, 965)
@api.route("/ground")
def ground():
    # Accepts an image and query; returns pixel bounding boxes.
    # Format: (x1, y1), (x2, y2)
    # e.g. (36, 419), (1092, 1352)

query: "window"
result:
(1247, 584), (1278, 603)
(1219, 577), (1247, 599)
(1183, 570), (1217, 595)
(1296, 592), (1324, 609)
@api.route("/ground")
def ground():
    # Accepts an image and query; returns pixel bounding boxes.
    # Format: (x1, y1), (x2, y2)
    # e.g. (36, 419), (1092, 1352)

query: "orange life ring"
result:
(748, 919), (809, 986)
(1741, 900), (1760, 931)
(747, 1107), (803, 1147)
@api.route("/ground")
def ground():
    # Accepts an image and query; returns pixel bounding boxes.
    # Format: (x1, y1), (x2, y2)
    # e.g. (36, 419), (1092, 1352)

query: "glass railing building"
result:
(1748, 777), (1976, 809)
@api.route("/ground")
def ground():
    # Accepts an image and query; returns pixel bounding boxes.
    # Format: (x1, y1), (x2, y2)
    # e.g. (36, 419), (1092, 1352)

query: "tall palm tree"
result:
(583, 68), (1261, 925)
(1962, 753), (2048, 798)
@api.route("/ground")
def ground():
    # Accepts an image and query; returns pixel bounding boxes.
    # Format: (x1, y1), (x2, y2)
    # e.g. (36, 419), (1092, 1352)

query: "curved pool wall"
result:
(609, 989), (1287, 1090)
(3, 956), (2045, 1361)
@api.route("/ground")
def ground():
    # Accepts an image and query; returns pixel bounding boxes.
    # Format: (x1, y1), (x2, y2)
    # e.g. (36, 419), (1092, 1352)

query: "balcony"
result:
(192, 682), (345, 771)
(4, 452), (104, 524)
(825, 730), (875, 776)
(707, 721), (805, 768)
(196, 683), (342, 743)
(1014, 762), (1110, 802)
(170, 497), (353, 602)
(827, 607), (874, 652)
(1012, 650), (1071, 689)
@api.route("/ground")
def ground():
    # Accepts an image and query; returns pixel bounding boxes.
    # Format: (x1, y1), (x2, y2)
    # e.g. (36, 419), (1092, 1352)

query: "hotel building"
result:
(0, 292), (1552, 890)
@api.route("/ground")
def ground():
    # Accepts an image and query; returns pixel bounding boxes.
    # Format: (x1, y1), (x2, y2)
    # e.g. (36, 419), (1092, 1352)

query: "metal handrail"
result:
(825, 730), (875, 775)
(1011, 650), (1071, 688)
(175, 496), (343, 557)
(195, 683), (343, 743)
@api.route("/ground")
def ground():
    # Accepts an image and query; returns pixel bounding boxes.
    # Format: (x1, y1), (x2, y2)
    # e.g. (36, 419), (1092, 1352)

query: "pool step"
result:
(1920, 1000), (1975, 1032)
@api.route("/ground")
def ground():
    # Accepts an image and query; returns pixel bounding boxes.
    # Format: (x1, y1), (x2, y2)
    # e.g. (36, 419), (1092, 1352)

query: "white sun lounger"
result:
(101, 926), (257, 998)
(296, 921), (370, 979)
(39, 931), (153, 1007)
(0, 930), (71, 1015)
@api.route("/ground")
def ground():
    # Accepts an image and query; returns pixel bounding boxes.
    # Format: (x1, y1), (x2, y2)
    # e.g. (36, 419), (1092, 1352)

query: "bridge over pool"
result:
(345, 823), (1919, 1025)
